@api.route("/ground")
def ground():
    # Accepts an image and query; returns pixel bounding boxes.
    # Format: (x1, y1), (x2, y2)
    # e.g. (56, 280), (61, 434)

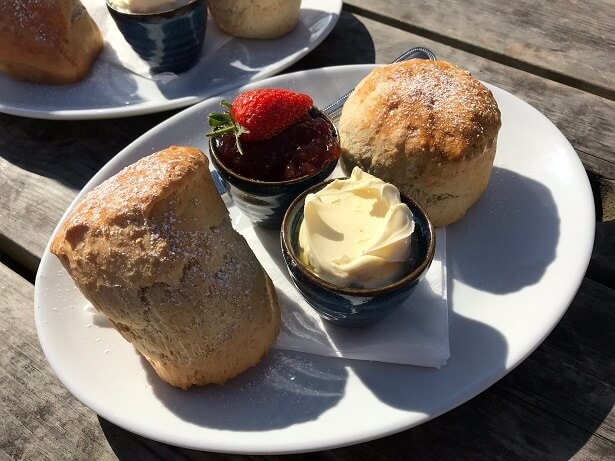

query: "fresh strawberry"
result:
(207, 88), (313, 144)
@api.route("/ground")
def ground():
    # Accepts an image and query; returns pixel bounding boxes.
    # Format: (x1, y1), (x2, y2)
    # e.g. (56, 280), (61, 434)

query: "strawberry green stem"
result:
(207, 100), (249, 155)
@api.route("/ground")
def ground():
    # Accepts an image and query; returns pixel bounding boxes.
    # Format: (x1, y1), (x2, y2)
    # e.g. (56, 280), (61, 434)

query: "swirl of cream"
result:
(299, 167), (414, 289)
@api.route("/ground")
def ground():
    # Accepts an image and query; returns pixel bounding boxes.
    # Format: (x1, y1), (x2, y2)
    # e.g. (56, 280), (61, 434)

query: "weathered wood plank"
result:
(0, 111), (173, 272)
(0, 263), (117, 461)
(594, 177), (615, 222)
(344, 0), (615, 99)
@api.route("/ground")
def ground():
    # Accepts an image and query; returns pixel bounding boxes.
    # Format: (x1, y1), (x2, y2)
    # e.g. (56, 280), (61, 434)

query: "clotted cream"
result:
(299, 167), (414, 289)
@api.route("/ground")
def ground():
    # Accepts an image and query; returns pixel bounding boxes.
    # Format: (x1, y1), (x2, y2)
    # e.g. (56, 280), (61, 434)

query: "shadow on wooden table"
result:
(152, 9), (334, 102)
(288, 10), (377, 71)
(0, 111), (174, 190)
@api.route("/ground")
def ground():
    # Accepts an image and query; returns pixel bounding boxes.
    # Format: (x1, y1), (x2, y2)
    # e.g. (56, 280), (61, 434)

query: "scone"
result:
(51, 146), (280, 389)
(339, 60), (502, 227)
(0, 0), (103, 84)
(208, 0), (301, 39)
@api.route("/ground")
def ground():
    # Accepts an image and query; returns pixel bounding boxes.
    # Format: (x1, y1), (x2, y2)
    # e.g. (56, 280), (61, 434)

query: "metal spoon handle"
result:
(323, 47), (437, 123)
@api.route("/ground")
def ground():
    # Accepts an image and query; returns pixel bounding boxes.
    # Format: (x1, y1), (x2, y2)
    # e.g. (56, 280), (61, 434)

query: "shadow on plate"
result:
(153, 8), (340, 100)
(90, 45), (142, 108)
(447, 166), (560, 294)
(350, 310), (507, 411)
(341, 167), (559, 415)
(98, 286), (615, 460)
(0, 43), (141, 114)
(142, 343), (347, 431)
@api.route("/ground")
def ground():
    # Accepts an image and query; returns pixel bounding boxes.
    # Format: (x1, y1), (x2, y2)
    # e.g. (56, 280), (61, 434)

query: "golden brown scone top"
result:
(51, 146), (227, 289)
(1, 0), (74, 49)
(342, 59), (501, 163)
(339, 59), (502, 227)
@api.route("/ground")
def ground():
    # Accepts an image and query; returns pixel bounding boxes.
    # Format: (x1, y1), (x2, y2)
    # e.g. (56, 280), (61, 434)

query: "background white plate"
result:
(0, 0), (340, 120)
(34, 65), (595, 454)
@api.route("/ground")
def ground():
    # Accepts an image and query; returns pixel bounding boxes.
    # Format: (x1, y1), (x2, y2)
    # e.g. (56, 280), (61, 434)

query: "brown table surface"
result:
(1, 1), (614, 460)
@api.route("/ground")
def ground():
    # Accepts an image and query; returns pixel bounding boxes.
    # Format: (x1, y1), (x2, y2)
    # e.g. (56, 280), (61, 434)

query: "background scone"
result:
(0, 0), (103, 84)
(51, 146), (280, 389)
(339, 60), (502, 227)
(208, 0), (301, 39)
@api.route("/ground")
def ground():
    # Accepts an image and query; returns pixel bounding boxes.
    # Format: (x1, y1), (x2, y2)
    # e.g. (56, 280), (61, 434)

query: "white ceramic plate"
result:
(34, 65), (595, 454)
(0, 0), (340, 120)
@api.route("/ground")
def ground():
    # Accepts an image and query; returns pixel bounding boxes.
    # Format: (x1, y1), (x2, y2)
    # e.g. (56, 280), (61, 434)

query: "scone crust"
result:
(339, 60), (501, 227)
(208, 0), (301, 39)
(0, 0), (103, 84)
(51, 146), (280, 389)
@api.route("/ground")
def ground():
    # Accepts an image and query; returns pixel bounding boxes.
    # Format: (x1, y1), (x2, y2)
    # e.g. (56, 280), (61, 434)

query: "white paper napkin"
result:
(84, 0), (232, 83)
(237, 223), (450, 368)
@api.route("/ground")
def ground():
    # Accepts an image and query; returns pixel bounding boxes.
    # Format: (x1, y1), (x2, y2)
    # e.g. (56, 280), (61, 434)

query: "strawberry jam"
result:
(212, 109), (340, 182)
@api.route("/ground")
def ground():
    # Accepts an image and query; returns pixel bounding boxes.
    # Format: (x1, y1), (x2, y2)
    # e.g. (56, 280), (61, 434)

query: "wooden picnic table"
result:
(1, 1), (613, 459)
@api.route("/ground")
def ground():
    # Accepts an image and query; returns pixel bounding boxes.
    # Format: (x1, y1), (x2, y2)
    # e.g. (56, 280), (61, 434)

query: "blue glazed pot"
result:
(280, 180), (436, 327)
(209, 107), (339, 229)
(107, 0), (207, 74)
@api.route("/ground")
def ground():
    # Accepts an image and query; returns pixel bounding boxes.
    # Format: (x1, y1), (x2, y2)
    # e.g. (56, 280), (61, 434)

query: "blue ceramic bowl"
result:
(281, 179), (436, 327)
(106, 0), (207, 74)
(209, 107), (339, 229)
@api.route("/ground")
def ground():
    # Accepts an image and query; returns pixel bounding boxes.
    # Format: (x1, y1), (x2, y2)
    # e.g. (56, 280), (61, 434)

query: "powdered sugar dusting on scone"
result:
(363, 60), (501, 160)
(55, 146), (240, 289)
(2, 0), (62, 44)
(338, 59), (502, 227)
